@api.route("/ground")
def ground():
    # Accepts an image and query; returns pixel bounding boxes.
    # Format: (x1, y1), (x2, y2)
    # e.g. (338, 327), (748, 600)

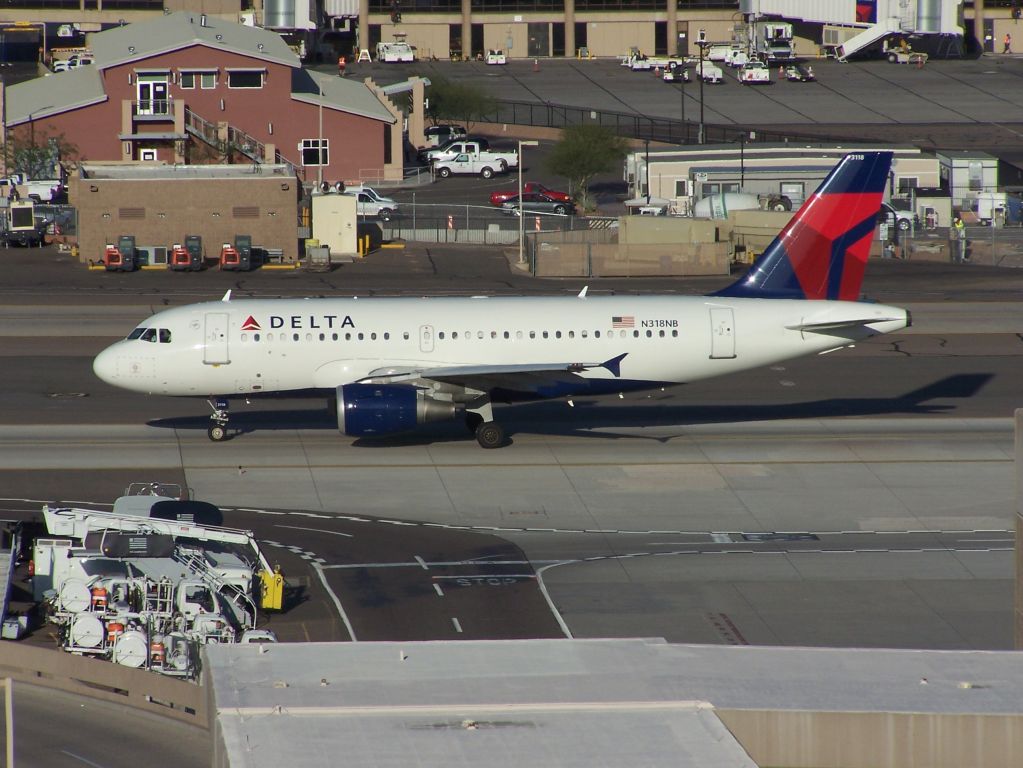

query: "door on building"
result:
(137, 75), (169, 116)
(708, 307), (736, 359)
(527, 23), (549, 57)
(204, 313), (230, 365)
(677, 21), (689, 57)
(983, 18), (994, 53)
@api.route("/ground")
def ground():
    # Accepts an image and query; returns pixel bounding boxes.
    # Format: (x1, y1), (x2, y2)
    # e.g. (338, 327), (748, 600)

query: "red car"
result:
(489, 182), (572, 207)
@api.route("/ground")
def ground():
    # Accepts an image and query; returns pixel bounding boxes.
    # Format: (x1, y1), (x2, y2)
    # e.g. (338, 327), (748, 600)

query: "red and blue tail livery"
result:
(716, 151), (892, 301)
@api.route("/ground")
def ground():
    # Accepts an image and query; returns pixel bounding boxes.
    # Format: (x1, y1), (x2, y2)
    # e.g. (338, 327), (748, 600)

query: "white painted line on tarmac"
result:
(275, 524), (353, 538)
(312, 561), (357, 642)
(433, 583), (444, 597)
(415, 555), (429, 570)
(60, 751), (106, 768)
(451, 617), (463, 633)
(535, 562), (576, 639)
(431, 574), (537, 580)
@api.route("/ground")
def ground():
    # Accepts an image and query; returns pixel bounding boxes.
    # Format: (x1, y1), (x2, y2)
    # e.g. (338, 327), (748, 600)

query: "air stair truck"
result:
(32, 483), (283, 678)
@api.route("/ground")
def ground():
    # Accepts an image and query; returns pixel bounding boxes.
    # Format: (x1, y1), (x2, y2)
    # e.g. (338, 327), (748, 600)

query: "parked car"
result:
(783, 63), (815, 82)
(490, 182), (572, 207)
(499, 193), (575, 216)
(878, 201), (918, 231)
(485, 49), (507, 65)
(434, 153), (508, 179)
(344, 185), (399, 220)
(424, 124), (467, 148)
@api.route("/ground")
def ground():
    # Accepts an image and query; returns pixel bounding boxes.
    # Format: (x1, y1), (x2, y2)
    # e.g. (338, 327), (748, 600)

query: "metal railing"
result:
(134, 99), (173, 118)
(183, 108), (304, 180)
(481, 99), (849, 146)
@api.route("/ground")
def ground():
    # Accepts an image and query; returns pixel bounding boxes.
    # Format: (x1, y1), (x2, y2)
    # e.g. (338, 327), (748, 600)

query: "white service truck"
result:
(425, 141), (518, 170)
(434, 153), (507, 179)
(376, 41), (415, 62)
(754, 21), (793, 61)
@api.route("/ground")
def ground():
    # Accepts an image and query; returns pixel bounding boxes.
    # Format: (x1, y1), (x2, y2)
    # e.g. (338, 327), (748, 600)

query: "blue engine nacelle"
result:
(336, 383), (458, 437)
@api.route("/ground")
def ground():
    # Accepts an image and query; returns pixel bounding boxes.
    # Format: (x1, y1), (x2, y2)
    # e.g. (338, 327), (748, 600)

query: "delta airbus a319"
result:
(93, 152), (909, 448)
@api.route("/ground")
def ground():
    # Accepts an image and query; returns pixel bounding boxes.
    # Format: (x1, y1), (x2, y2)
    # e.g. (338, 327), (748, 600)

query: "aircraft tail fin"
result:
(714, 151), (892, 301)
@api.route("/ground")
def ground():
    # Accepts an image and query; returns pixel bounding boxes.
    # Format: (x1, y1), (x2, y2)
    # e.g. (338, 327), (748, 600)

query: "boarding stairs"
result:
(836, 17), (907, 61)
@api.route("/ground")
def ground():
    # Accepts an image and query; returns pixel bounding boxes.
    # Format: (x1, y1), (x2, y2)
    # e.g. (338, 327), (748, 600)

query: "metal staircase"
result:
(184, 107), (304, 179)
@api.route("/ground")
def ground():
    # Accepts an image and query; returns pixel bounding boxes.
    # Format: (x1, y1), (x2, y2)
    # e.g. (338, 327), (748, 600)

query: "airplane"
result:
(93, 151), (910, 449)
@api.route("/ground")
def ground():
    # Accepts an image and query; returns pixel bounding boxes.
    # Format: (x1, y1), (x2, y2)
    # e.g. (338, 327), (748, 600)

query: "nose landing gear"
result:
(207, 398), (230, 442)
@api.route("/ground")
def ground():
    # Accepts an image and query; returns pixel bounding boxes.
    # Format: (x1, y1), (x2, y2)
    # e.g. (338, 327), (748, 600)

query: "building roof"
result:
(5, 67), (107, 126)
(79, 163), (294, 180)
(291, 69), (396, 124)
(89, 12), (298, 70)
(205, 639), (1023, 768)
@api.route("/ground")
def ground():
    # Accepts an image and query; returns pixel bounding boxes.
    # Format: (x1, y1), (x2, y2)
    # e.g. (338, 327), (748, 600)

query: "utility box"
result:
(311, 192), (358, 260)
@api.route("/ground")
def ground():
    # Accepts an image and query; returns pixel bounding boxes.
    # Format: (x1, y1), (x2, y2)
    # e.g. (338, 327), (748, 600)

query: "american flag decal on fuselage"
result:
(612, 315), (635, 328)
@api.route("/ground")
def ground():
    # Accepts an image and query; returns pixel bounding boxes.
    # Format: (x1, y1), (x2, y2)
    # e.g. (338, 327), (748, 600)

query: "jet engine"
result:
(336, 384), (458, 437)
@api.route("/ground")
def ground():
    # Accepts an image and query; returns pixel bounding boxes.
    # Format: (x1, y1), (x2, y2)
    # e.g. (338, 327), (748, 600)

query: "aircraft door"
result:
(709, 307), (736, 359)
(204, 313), (231, 365)
(419, 324), (434, 353)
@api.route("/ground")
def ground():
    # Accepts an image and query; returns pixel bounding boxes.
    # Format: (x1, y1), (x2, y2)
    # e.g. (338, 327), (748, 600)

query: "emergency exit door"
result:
(204, 313), (231, 365)
(709, 307), (735, 359)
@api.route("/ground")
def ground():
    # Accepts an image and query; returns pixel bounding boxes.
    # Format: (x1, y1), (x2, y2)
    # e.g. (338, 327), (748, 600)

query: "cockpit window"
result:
(140, 328), (158, 342)
(159, 329), (172, 343)
(127, 327), (146, 340)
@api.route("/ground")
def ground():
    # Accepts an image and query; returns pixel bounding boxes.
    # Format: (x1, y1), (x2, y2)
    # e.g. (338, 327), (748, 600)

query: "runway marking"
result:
(451, 617), (463, 633)
(535, 563), (575, 639)
(433, 583), (444, 597)
(60, 751), (107, 768)
(415, 555), (429, 570)
(431, 574), (537, 580)
(275, 524), (353, 538)
(311, 561), (357, 642)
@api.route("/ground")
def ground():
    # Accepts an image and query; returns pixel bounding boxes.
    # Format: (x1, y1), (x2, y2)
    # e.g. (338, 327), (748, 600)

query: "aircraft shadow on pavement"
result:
(145, 373), (991, 445)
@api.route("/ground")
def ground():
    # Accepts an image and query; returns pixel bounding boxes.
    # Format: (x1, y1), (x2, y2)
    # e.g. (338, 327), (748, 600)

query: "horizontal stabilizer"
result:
(786, 317), (905, 332)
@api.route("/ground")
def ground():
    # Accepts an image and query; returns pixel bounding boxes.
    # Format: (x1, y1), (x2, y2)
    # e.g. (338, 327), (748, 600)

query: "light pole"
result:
(644, 138), (650, 204)
(517, 139), (538, 265)
(697, 30), (709, 145)
(316, 77), (323, 189)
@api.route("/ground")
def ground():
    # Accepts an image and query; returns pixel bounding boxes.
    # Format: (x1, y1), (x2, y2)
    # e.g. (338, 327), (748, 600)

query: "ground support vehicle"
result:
(0, 174), (64, 203)
(695, 60), (724, 83)
(739, 61), (771, 84)
(485, 50), (507, 65)
(887, 49), (928, 65)
(434, 153), (508, 179)
(663, 61), (689, 82)
(376, 41), (415, 62)
(784, 64), (815, 82)
(0, 202), (48, 247)
(32, 483), (282, 679)
(723, 48), (749, 68)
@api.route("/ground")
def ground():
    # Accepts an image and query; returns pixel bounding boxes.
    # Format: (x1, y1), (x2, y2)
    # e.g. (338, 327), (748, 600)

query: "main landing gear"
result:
(207, 398), (230, 442)
(465, 400), (506, 449)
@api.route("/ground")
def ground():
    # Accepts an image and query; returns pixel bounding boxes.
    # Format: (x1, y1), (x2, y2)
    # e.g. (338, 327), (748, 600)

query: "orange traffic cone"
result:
(533, 58), (539, 72)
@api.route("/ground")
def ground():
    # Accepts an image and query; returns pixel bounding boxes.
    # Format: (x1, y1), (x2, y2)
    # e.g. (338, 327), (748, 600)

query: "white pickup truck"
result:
(0, 174), (64, 202)
(434, 153), (508, 179)
(425, 141), (518, 171)
(375, 41), (415, 62)
(738, 60), (771, 84)
(695, 60), (724, 83)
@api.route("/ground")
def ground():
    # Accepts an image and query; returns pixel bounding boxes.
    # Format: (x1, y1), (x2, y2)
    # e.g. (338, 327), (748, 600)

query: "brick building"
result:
(3, 12), (401, 185)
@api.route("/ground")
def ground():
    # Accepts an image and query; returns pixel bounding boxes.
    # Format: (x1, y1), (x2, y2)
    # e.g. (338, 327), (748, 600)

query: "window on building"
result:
(180, 72), (195, 89)
(228, 70), (264, 89)
(201, 72), (217, 89)
(897, 177), (919, 194)
(301, 139), (328, 166)
(675, 179), (688, 197)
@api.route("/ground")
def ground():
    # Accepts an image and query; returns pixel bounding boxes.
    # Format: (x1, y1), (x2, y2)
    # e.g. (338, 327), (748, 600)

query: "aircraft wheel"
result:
(475, 421), (505, 449)
(466, 412), (484, 434)
(208, 424), (228, 442)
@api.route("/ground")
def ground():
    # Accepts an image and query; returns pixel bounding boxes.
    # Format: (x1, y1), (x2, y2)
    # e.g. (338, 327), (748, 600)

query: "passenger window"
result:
(491, 331), (497, 339)
(358, 333), (364, 341)
(384, 333), (390, 340)
(555, 331), (562, 339)
(293, 333), (300, 341)
(542, 331), (549, 339)
(646, 330), (652, 338)
(633, 330), (639, 338)
(159, 329), (171, 343)
(503, 331), (510, 339)
(529, 331), (536, 339)
(319, 333), (325, 341)
(452, 332), (459, 339)
(568, 331), (575, 339)
(403, 332), (410, 340)
(306, 333), (312, 341)
(254, 333), (261, 342)
(581, 330), (588, 338)
(371, 332), (377, 340)
(594, 331), (600, 338)
(345, 333), (352, 341)
(477, 331), (484, 339)
(439, 332), (445, 340)
(672, 330), (678, 337)
(140, 328), (158, 342)
(128, 328), (146, 340)
(659, 330), (665, 337)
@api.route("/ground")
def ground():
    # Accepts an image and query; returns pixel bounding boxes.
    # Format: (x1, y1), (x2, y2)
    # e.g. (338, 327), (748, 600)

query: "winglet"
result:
(601, 352), (628, 377)
(221, 290), (232, 302)
(578, 286), (589, 299)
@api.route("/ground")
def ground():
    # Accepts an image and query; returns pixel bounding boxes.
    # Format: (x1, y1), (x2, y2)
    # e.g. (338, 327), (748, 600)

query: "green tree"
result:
(545, 125), (627, 212)
(5, 126), (76, 180)
(426, 76), (495, 131)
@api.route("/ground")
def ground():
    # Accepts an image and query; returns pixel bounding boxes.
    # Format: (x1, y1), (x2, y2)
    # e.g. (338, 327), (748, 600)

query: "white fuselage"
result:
(93, 295), (909, 400)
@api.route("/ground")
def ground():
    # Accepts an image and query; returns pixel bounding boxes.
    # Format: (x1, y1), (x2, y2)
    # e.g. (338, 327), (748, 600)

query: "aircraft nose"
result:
(92, 345), (118, 385)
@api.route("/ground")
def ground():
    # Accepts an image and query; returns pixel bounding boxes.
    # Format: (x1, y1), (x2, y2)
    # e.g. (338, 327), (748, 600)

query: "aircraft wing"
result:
(359, 354), (627, 395)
